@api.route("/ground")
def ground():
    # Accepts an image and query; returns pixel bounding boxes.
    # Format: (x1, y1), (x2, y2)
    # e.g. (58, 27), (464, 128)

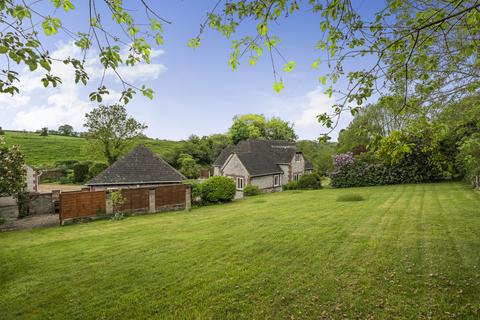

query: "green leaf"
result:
(283, 61), (296, 73)
(273, 81), (284, 93)
(319, 75), (327, 85)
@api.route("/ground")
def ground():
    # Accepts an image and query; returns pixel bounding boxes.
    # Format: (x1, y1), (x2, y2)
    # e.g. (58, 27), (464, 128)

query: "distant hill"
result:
(3, 130), (182, 168)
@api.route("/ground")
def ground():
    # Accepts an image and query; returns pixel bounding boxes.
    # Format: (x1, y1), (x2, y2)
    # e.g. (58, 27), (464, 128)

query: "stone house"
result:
(86, 144), (185, 190)
(213, 140), (314, 198)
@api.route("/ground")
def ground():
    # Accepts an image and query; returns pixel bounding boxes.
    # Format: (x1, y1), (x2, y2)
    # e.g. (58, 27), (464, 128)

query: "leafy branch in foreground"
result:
(0, 0), (170, 103)
(193, 0), (480, 139)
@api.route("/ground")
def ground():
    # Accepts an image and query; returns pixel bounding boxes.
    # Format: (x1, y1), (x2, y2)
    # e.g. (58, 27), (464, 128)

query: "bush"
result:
(185, 180), (203, 205)
(298, 173), (322, 190)
(244, 184), (261, 196)
(283, 181), (299, 190)
(201, 176), (236, 203)
(15, 191), (30, 218)
(73, 163), (90, 183)
(0, 126), (4, 135)
(59, 174), (74, 184)
(337, 194), (365, 202)
(330, 153), (442, 188)
(88, 162), (108, 179)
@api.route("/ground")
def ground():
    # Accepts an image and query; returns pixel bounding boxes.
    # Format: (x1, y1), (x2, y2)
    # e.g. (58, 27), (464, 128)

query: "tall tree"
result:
(84, 104), (147, 165)
(228, 114), (296, 144)
(58, 124), (74, 136)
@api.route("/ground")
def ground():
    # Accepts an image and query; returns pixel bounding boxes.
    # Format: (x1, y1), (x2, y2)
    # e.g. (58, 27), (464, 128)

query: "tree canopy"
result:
(228, 114), (297, 144)
(1, 1), (477, 138)
(84, 104), (147, 165)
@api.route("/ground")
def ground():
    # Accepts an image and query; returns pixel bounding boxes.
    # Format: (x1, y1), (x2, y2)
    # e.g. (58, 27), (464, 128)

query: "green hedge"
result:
(201, 176), (236, 203)
(73, 163), (90, 183)
(244, 184), (261, 196)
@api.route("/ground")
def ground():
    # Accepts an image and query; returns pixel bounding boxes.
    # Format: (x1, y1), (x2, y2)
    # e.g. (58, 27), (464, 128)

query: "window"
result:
(273, 174), (280, 187)
(293, 173), (302, 182)
(295, 153), (302, 162)
(236, 177), (244, 190)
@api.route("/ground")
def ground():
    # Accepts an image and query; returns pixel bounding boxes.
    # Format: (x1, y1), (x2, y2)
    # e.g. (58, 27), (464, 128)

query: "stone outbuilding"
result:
(86, 144), (185, 190)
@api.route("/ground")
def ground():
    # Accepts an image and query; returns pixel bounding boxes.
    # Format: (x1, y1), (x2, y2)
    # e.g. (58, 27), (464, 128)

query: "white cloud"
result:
(0, 93), (31, 109)
(5, 41), (166, 131)
(296, 87), (336, 127)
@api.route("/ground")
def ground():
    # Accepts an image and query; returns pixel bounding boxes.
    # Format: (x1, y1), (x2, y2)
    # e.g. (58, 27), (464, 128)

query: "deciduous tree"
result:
(84, 104), (147, 165)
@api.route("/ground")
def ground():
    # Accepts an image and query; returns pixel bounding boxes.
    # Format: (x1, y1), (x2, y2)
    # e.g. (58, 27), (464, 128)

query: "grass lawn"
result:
(3, 131), (181, 167)
(1, 182), (479, 319)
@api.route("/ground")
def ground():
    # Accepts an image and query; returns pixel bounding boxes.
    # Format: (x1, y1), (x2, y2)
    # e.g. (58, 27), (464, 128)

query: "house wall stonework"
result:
(222, 154), (249, 199)
(291, 153), (305, 177)
(250, 175), (282, 192)
(279, 165), (290, 185)
(222, 154), (249, 178)
(25, 165), (37, 193)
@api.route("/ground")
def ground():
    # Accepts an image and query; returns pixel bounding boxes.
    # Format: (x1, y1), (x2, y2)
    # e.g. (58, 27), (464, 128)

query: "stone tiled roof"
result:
(215, 139), (305, 177)
(87, 144), (184, 186)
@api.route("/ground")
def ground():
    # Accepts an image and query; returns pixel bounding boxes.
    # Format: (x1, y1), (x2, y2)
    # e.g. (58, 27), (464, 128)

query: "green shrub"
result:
(201, 176), (236, 203)
(244, 184), (261, 196)
(73, 163), (89, 183)
(0, 126), (4, 135)
(298, 173), (322, 190)
(0, 217), (5, 225)
(15, 192), (30, 218)
(185, 180), (203, 205)
(283, 181), (299, 190)
(59, 174), (74, 184)
(330, 152), (442, 188)
(88, 162), (108, 179)
(336, 194), (365, 202)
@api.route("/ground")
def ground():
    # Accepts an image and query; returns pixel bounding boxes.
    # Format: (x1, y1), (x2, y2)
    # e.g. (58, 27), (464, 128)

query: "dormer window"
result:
(295, 153), (302, 162)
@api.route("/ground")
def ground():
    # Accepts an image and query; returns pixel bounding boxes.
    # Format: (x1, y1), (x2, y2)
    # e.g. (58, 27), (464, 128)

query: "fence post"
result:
(185, 185), (191, 211)
(106, 191), (113, 215)
(149, 189), (156, 213)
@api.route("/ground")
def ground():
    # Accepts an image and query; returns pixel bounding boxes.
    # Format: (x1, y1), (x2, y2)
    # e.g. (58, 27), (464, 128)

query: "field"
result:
(3, 131), (181, 167)
(1, 183), (479, 319)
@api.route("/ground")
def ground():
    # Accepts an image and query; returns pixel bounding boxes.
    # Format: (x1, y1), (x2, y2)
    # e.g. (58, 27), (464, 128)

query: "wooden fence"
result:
(59, 184), (189, 224)
(59, 190), (106, 223)
(118, 188), (150, 213)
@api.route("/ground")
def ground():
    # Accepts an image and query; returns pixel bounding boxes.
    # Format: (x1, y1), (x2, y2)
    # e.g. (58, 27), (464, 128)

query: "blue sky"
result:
(0, 0), (378, 141)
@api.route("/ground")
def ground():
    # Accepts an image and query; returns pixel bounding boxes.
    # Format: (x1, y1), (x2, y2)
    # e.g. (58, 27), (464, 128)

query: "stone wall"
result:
(39, 169), (66, 182)
(250, 175), (282, 193)
(28, 193), (54, 215)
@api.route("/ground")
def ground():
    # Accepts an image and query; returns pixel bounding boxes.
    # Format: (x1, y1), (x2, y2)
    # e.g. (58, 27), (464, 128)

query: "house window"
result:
(293, 173), (302, 182)
(236, 177), (244, 190)
(273, 174), (280, 187)
(295, 153), (302, 162)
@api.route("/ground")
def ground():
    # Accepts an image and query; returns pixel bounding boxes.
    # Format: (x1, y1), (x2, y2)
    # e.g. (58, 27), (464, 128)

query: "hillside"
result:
(0, 183), (479, 319)
(3, 131), (182, 167)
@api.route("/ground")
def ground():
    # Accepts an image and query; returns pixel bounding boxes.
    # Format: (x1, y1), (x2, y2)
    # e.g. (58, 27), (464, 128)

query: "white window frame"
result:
(295, 153), (302, 162)
(293, 173), (301, 182)
(236, 177), (244, 190)
(273, 174), (280, 187)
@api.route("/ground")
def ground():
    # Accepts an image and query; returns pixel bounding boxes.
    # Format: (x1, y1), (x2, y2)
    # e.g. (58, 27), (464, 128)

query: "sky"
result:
(0, 0), (379, 141)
